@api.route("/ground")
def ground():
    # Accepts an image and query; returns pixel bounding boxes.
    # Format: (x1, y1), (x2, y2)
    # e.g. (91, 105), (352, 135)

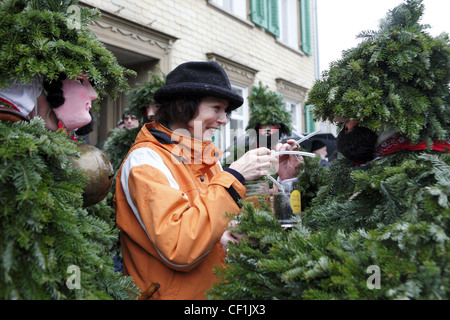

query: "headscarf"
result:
(0, 78), (43, 118)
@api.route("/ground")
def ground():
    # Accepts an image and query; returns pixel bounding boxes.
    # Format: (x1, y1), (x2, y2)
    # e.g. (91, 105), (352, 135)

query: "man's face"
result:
(313, 145), (328, 158)
(258, 124), (279, 136)
(334, 117), (378, 163)
(53, 75), (98, 131)
(123, 114), (139, 129)
(257, 124), (280, 150)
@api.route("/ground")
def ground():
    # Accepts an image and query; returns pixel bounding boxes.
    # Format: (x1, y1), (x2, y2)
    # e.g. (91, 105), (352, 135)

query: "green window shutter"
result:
(251, 0), (279, 37)
(300, 0), (313, 55)
(251, 0), (268, 29)
(267, 0), (280, 37)
(305, 104), (316, 132)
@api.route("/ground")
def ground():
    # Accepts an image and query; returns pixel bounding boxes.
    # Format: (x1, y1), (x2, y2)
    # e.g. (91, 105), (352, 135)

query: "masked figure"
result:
(0, 0), (138, 300)
(210, 0), (450, 300)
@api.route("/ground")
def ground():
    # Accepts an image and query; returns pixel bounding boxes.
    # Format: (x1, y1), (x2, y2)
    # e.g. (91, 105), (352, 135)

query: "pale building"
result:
(80, 0), (329, 149)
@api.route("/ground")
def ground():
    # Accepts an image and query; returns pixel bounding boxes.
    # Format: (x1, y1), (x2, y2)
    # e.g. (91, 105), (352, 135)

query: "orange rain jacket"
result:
(114, 122), (247, 300)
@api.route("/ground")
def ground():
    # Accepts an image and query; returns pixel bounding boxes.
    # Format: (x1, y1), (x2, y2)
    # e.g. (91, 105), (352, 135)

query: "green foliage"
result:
(246, 82), (292, 136)
(103, 127), (140, 173)
(297, 152), (329, 211)
(0, 0), (135, 101)
(306, 0), (450, 144)
(0, 119), (140, 299)
(209, 0), (450, 301)
(209, 151), (449, 300)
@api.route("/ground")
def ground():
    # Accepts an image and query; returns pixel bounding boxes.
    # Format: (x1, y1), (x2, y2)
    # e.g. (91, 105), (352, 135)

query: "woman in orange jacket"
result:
(114, 61), (302, 299)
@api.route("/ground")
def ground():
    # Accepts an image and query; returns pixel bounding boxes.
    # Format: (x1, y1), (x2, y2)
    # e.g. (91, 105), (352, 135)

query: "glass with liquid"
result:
(245, 180), (270, 209)
(273, 178), (301, 227)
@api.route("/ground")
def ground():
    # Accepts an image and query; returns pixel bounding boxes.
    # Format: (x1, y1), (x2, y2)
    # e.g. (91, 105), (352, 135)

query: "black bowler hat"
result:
(154, 61), (244, 110)
(311, 140), (326, 152)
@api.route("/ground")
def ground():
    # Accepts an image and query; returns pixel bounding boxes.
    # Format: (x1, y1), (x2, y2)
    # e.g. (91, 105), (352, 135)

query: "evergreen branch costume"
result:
(306, 0), (449, 144)
(224, 82), (293, 166)
(0, 0), (139, 299)
(209, 0), (450, 300)
(0, 0), (134, 102)
(246, 82), (292, 137)
(0, 119), (139, 299)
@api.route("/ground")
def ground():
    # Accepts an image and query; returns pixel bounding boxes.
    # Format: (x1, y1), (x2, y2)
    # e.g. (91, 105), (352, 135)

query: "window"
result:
(278, 0), (298, 49)
(276, 78), (308, 136)
(213, 83), (249, 153)
(251, 0), (313, 55)
(284, 99), (301, 134)
(209, 0), (247, 19)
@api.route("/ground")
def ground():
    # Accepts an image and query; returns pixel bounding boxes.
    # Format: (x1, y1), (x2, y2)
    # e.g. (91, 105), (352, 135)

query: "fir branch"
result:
(0, 119), (139, 300)
(210, 148), (450, 300)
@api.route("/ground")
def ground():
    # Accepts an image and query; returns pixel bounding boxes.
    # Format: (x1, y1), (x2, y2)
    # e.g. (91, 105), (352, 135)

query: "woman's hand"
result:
(220, 220), (245, 252)
(229, 147), (278, 182)
(274, 139), (304, 180)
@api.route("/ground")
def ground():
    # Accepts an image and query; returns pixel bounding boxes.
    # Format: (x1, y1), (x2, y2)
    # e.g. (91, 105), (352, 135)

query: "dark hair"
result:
(75, 111), (95, 135)
(122, 112), (137, 120)
(43, 73), (67, 109)
(155, 97), (232, 125)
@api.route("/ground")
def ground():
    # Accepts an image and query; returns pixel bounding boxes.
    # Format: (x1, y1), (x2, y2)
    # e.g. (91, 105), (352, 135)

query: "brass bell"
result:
(71, 144), (114, 207)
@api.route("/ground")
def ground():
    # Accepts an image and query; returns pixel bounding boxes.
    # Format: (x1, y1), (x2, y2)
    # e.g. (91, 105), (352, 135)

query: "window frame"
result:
(283, 98), (302, 134)
(278, 0), (300, 50)
(208, 0), (248, 20)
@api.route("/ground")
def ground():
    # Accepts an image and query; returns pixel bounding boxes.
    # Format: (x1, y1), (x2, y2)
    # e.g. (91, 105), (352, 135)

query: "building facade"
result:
(81, 0), (324, 150)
